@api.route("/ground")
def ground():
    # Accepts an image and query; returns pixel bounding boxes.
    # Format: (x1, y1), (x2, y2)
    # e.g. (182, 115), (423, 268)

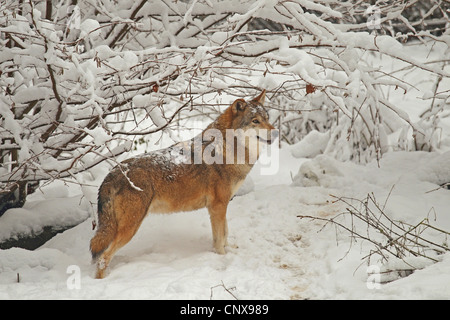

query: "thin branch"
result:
(210, 281), (238, 300)
(298, 192), (450, 279)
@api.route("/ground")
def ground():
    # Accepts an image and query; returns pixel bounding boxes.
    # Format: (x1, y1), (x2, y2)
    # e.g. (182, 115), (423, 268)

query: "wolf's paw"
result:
(214, 246), (226, 255)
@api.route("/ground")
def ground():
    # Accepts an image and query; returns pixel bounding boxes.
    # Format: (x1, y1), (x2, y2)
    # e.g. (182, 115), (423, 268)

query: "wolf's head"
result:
(201, 90), (279, 166)
(229, 90), (279, 145)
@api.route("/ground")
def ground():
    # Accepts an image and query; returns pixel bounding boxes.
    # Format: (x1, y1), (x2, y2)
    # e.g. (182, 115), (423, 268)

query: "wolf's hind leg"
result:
(92, 192), (149, 278)
(94, 241), (119, 279)
(93, 216), (146, 278)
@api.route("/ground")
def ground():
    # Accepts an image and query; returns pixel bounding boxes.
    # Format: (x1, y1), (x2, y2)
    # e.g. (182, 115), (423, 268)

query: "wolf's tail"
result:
(90, 187), (117, 263)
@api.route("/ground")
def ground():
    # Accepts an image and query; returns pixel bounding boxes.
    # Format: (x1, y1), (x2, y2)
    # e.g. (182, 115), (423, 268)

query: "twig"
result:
(298, 192), (450, 278)
(210, 281), (238, 300)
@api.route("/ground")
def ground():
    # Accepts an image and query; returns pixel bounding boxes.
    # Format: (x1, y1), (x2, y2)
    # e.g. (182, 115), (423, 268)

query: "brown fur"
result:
(90, 90), (277, 278)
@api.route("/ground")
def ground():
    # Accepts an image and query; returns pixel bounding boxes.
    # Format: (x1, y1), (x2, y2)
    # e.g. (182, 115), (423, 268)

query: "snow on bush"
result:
(0, 0), (449, 214)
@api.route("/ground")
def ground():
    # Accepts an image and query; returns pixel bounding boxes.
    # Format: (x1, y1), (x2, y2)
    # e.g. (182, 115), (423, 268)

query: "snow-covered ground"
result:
(1, 143), (450, 299)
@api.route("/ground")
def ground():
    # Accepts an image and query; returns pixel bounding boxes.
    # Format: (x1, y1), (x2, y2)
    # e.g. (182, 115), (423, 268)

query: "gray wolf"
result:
(90, 90), (278, 278)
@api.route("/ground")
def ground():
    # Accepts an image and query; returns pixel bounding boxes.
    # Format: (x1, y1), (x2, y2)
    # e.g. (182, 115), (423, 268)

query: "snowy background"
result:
(1, 0), (449, 299)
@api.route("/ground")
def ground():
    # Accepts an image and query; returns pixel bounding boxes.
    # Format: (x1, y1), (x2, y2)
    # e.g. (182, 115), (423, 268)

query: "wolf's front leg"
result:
(224, 220), (229, 247)
(208, 202), (228, 254)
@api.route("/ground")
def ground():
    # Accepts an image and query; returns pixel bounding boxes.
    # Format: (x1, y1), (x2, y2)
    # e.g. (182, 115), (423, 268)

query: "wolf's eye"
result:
(252, 119), (260, 124)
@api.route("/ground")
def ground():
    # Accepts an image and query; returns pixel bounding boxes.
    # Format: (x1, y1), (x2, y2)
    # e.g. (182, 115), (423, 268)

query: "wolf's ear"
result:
(232, 99), (246, 114)
(252, 89), (266, 105)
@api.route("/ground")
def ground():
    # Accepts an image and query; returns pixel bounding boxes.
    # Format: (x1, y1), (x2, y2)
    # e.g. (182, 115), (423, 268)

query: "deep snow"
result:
(1, 144), (450, 299)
